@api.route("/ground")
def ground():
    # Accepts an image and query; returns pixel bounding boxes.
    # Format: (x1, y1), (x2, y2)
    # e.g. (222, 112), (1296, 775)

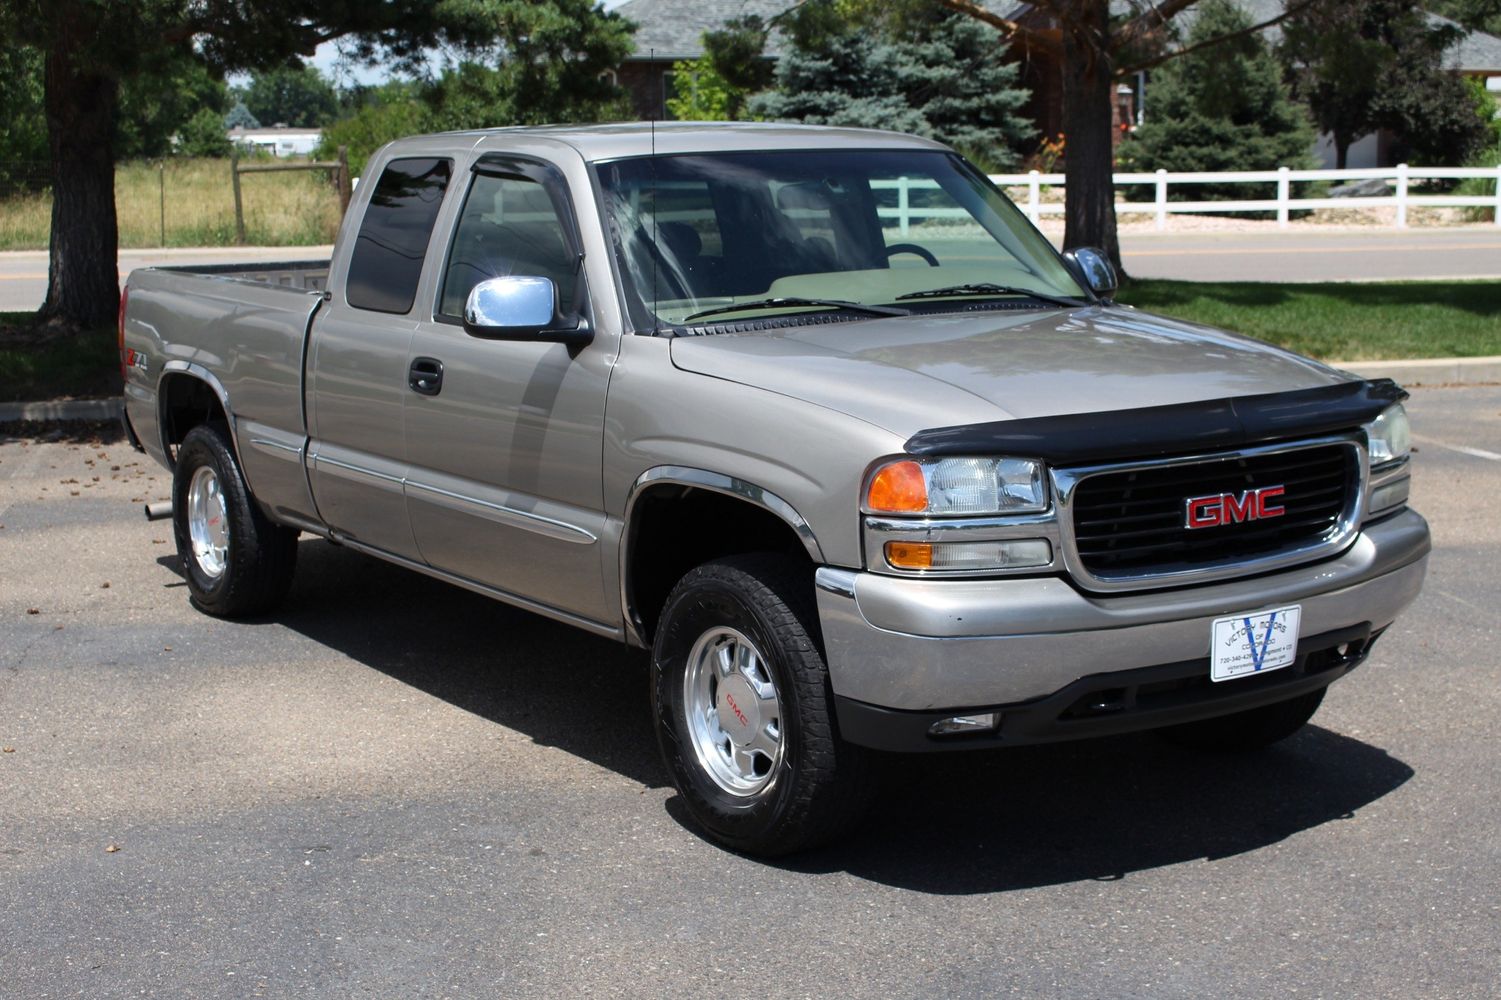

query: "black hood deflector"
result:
(903, 378), (1407, 464)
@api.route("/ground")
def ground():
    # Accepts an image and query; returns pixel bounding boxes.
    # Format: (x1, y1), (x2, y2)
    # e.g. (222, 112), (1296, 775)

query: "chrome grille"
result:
(1057, 438), (1363, 590)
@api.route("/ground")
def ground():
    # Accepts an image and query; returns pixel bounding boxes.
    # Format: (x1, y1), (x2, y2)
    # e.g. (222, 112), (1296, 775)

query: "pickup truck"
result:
(121, 123), (1430, 856)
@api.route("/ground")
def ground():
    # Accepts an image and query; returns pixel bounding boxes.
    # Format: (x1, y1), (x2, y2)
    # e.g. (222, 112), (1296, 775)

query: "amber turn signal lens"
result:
(884, 541), (934, 569)
(867, 460), (928, 513)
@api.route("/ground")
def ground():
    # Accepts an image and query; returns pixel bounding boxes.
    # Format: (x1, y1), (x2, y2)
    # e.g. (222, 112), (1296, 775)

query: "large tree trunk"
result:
(37, 46), (119, 331)
(1060, 0), (1122, 273)
(1334, 133), (1350, 171)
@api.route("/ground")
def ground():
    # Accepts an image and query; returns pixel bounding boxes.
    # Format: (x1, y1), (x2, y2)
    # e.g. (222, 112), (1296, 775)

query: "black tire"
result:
(1157, 688), (1326, 753)
(651, 554), (875, 856)
(172, 423), (298, 618)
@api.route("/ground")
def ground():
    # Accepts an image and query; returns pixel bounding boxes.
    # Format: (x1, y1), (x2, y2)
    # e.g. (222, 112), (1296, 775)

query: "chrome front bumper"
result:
(815, 509), (1430, 716)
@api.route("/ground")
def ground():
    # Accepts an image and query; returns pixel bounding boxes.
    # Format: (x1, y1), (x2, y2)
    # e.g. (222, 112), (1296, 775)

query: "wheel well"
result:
(626, 485), (813, 644)
(158, 373), (229, 465)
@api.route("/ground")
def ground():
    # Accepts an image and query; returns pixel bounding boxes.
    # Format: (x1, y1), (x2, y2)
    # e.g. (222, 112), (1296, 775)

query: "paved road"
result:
(2, 229), (1497, 312)
(2, 387), (1498, 998)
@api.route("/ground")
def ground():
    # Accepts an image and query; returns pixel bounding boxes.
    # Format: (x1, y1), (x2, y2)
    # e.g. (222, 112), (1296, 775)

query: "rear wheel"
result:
(651, 554), (875, 856)
(172, 423), (298, 617)
(1157, 688), (1326, 752)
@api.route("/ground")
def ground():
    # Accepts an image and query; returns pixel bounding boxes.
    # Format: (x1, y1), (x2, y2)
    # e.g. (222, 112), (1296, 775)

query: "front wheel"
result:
(651, 555), (875, 856)
(1157, 688), (1326, 752)
(172, 423), (298, 617)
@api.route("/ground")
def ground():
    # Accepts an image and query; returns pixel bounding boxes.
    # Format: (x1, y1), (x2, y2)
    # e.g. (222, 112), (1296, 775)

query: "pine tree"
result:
(750, 13), (1034, 170)
(1118, 0), (1316, 199)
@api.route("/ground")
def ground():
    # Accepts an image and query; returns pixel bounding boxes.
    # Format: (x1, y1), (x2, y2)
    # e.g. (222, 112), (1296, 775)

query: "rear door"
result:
(307, 155), (453, 560)
(402, 154), (616, 624)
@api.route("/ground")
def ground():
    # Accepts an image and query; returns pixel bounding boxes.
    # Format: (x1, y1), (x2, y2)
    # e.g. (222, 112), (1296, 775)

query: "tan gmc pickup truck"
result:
(121, 123), (1429, 855)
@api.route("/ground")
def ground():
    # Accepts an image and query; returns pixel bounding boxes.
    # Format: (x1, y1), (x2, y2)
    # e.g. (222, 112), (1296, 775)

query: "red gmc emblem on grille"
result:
(1184, 485), (1286, 529)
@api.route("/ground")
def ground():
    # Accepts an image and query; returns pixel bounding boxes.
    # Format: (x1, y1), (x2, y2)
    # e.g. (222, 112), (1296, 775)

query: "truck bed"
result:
(153, 259), (331, 292)
(123, 260), (329, 524)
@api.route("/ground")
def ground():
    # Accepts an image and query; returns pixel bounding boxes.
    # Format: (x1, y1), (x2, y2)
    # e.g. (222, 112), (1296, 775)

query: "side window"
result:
(346, 157), (452, 314)
(439, 172), (579, 319)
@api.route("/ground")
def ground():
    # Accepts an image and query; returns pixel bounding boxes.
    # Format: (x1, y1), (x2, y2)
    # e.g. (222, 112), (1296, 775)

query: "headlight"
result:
(1365, 404), (1411, 466)
(865, 457), (1048, 515)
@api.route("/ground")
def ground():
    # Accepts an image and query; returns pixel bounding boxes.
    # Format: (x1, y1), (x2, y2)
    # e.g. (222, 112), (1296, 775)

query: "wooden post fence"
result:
(231, 144), (354, 245)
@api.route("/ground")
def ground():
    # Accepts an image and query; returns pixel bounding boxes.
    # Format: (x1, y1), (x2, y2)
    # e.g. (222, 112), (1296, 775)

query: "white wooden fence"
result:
(877, 166), (1501, 232)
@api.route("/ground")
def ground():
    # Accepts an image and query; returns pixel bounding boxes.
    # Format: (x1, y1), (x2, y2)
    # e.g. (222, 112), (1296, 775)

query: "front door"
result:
(402, 158), (616, 625)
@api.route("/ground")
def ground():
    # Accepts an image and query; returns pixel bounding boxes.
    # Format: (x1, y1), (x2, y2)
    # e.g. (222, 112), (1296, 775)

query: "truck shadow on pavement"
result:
(266, 540), (1414, 894)
(769, 726), (1414, 893)
(266, 539), (665, 789)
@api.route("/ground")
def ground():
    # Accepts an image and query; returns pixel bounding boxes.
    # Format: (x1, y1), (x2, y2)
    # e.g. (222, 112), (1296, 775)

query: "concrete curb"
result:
(1329, 355), (1501, 386)
(1, 356), (1495, 425)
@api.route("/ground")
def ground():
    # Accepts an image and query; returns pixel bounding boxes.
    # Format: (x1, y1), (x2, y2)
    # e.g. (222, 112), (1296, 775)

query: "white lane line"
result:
(1414, 434), (1501, 461)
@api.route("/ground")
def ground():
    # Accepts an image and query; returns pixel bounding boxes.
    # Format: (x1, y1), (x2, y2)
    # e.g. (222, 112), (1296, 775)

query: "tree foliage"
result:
(0, 46), (47, 192)
(1119, 0), (1315, 197)
(1282, 0), (1493, 167)
(319, 0), (633, 175)
(241, 64), (339, 128)
(665, 15), (773, 122)
(1425, 0), (1501, 35)
(224, 102), (260, 130)
(0, 0), (629, 329)
(176, 108), (233, 157)
(750, 9), (1034, 170)
(117, 50), (228, 160)
(0, 44), (226, 176)
(665, 58), (739, 121)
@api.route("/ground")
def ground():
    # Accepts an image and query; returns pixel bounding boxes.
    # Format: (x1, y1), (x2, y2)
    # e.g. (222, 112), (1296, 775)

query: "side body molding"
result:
(618, 466), (826, 647)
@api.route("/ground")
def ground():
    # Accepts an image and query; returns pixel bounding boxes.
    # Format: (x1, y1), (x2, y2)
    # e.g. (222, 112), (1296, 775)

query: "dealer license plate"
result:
(1210, 605), (1302, 682)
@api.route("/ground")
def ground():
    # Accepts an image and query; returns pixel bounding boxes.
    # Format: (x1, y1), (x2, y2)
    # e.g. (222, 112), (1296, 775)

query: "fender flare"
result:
(618, 466), (825, 647)
(155, 361), (243, 470)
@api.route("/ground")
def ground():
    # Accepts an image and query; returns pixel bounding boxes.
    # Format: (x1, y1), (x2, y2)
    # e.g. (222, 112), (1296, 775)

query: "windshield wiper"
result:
(895, 282), (1085, 309)
(682, 296), (910, 323)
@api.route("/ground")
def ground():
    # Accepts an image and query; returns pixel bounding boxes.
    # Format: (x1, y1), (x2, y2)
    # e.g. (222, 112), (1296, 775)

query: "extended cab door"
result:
(307, 156), (454, 560)
(402, 154), (617, 624)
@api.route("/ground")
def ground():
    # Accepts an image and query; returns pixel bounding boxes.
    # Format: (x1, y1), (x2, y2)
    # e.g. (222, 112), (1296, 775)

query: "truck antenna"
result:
(651, 51), (660, 335)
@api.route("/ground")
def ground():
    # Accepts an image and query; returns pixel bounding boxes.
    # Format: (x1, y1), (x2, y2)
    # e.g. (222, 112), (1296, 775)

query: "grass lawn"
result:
(1119, 279), (1501, 361)
(0, 312), (120, 403)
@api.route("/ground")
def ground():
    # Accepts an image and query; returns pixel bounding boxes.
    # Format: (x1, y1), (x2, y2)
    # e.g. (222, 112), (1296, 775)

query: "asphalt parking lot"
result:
(2, 386), (1498, 999)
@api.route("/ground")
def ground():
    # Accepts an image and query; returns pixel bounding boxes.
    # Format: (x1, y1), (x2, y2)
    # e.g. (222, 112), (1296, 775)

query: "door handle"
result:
(409, 357), (444, 396)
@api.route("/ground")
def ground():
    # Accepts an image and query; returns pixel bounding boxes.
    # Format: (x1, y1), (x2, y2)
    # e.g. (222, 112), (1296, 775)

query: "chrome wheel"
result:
(186, 465), (229, 580)
(683, 626), (784, 797)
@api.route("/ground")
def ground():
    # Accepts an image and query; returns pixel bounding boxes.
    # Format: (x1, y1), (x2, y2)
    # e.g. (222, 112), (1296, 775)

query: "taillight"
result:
(118, 286), (129, 379)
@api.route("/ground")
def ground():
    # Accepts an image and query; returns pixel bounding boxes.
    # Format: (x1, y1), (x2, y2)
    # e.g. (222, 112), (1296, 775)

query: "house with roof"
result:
(615, 0), (1501, 169)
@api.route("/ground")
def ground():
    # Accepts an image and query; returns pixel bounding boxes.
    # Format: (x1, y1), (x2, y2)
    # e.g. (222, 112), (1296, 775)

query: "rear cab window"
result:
(346, 157), (453, 314)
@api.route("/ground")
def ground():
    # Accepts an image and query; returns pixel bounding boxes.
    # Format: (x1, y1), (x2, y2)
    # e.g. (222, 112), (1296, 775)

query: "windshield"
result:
(594, 149), (1086, 329)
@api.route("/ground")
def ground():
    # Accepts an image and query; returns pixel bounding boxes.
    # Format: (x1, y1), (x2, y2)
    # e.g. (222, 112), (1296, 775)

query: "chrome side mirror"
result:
(1062, 247), (1118, 301)
(463, 275), (590, 344)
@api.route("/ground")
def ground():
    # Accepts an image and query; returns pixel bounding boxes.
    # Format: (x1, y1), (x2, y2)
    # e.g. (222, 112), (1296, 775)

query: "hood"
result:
(668, 305), (1349, 438)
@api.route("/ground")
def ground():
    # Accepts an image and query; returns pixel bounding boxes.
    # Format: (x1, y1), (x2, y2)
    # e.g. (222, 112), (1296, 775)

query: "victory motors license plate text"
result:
(1210, 605), (1302, 682)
